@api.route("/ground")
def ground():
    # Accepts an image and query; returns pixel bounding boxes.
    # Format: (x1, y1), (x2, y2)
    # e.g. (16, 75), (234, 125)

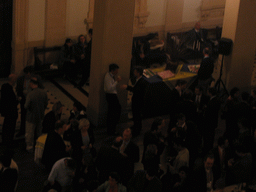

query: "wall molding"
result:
(201, 0), (226, 21)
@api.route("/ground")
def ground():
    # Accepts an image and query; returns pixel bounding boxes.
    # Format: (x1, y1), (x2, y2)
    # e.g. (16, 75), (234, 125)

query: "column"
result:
(221, 0), (256, 91)
(87, 0), (135, 127)
(12, 0), (29, 74)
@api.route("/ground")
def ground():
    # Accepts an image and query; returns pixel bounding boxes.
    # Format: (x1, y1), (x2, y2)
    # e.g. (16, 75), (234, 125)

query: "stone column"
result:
(221, 0), (256, 91)
(12, 0), (29, 75)
(85, 0), (95, 30)
(87, 0), (135, 127)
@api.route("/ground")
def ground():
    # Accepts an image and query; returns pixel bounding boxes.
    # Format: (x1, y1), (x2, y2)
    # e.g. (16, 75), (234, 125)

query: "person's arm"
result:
(24, 93), (31, 110)
(47, 165), (58, 186)
(104, 73), (118, 93)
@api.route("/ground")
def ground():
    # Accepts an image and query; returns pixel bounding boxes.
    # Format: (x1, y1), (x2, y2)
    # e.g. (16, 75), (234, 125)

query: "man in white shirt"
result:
(47, 157), (76, 192)
(104, 63), (122, 135)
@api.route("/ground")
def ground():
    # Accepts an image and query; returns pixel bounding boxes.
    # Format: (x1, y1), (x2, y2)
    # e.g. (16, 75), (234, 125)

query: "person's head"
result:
(73, 101), (83, 112)
(145, 144), (158, 156)
(173, 137), (186, 151)
(204, 153), (215, 170)
(151, 118), (164, 132)
(70, 119), (79, 131)
(29, 77), (39, 89)
(109, 63), (119, 75)
(108, 172), (121, 187)
(78, 34), (86, 44)
(113, 136), (123, 148)
(23, 66), (34, 78)
(8, 74), (18, 86)
(55, 120), (67, 135)
(178, 166), (190, 180)
(123, 128), (132, 142)
(65, 38), (73, 47)
(183, 89), (193, 101)
(79, 118), (90, 131)
(195, 21), (201, 30)
(195, 85), (203, 95)
(88, 28), (93, 38)
(146, 168), (157, 179)
(230, 87), (240, 98)
(207, 87), (217, 97)
(52, 101), (63, 115)
(203, 47), (210, 56)
(64, 158), (76, 177)
(177, 113), (186, 125)
(133, 67), (143, 78)
(175, 80), (187, 90)
(217, 136), (229, 148)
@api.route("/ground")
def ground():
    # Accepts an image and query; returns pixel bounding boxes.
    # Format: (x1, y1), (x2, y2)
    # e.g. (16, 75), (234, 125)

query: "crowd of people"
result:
(0, 28), (256, 192)
(1, 65), (256, 192)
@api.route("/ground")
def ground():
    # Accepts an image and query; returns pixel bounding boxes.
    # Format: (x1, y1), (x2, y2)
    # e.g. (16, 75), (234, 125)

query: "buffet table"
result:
(141, 64), (198, 117)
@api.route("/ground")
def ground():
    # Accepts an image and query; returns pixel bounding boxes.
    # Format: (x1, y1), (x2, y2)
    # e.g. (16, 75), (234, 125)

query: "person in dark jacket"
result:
(0, 74), (18, 147)
(60, 38), (76, 80)
(74, 34), (87, 77)
(0, 151), (18, 192)
(42, 101), (63, 133)
(197, 47), (214, 93)
(77, 29), (93, 87)
(42, 120), (71, 172)
(121, 67), (147, 136)
(70, 118), (95, 166)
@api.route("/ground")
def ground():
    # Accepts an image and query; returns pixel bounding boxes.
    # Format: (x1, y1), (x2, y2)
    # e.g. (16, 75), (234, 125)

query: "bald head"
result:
(195, 21), (201, 31)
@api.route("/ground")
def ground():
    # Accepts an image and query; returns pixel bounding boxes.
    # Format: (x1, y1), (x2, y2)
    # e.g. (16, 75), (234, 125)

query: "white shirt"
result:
(173, 148), (189, 172)
(48, 157), (73, 187)
(104, 72), (118, 94)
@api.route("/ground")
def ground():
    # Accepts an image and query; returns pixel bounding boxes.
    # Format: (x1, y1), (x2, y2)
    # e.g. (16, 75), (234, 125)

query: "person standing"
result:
(77, 28), (93, 87)
(16, 66), (43, 137)
(0, 74), (18, 148)
(121, 67), (147, 136)
(197, 47), (214, 92)
(60, 38), (76, 80)
(120, 128), (140, 184)
(42, 120), (71, 171)
(104, 63), (122, 135)
(203, 87), (221, 153)
(74, 34), (87, 78)
(25, 77), (48, 152)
